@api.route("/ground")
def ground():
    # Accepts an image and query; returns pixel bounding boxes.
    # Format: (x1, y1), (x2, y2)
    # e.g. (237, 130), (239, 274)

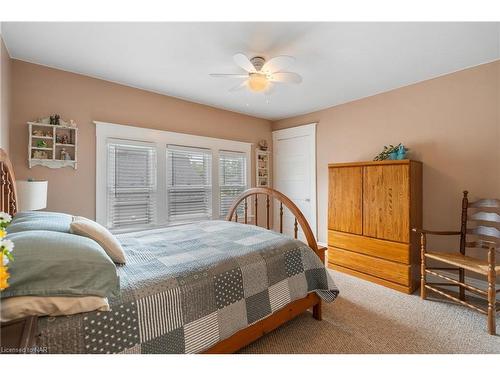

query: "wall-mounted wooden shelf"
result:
(28, 122), (78, 169)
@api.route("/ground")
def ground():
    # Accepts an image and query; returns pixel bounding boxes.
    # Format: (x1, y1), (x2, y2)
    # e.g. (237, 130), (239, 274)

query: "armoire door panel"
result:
(363, 165), (410, 242)
(328, 166), (363, 234)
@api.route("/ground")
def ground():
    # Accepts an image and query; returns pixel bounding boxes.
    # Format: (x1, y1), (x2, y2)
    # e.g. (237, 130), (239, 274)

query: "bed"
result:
(0, 148), (338, 354)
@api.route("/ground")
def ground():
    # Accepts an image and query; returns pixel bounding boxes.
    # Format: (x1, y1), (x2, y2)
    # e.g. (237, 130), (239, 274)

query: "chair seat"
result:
(425, 252), (500, 275)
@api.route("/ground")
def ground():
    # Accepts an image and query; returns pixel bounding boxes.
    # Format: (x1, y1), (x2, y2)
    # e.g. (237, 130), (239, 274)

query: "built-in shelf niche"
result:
(256, 149), (270, 187)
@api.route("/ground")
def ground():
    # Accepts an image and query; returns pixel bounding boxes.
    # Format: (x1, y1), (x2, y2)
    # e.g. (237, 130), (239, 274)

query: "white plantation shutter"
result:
(219, 151), (247, 218)
(167, 145), (212, 222)
(107, 141), (156, 229)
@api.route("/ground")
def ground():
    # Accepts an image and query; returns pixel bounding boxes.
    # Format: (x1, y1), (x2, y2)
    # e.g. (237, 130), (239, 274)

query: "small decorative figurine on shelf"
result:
(57, 134), (69, 144)
(33, 150), (48, 160)
(60, 148), (68, 160)
(38, 116), (51, 124)
(49, 114), (61, 125)
(36, 115), (76, 129)
(36, 140), (48, 148)
(258, 140), (268, 151)
(32, 129), (44, 137)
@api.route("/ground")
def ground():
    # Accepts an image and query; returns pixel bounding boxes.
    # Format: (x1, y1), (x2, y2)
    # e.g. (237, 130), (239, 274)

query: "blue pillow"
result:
(8, 211), (72, 234)
(2, 230), (120, 299)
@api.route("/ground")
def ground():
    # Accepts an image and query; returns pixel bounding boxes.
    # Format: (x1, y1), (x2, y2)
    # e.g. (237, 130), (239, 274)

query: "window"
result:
(219, 151), (247, 218)
(167, 145), (212, 222)
(107, 141), (156, 229)
(96, 121), (252, 229)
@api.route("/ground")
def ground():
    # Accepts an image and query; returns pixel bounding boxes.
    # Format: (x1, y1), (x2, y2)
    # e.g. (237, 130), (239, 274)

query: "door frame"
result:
(272, 123), (317, 238)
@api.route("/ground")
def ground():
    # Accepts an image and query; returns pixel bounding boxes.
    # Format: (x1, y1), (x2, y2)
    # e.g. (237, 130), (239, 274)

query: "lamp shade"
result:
(17, 180), (48, 211)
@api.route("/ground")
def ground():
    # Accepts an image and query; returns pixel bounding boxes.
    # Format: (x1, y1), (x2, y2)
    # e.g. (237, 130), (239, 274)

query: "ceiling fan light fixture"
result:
(210, 54), (301, 95)
(248, 73), (269, 92)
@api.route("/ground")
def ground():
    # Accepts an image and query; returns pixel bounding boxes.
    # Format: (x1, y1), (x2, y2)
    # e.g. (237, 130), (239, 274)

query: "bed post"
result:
(312, 301), (322, 320)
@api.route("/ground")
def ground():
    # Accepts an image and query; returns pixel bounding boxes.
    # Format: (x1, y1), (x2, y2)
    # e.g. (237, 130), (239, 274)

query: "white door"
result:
(272, 123), (317, 240)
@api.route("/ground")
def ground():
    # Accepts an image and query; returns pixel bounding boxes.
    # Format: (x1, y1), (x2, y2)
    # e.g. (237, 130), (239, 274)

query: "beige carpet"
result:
(240, 270), (499, 354)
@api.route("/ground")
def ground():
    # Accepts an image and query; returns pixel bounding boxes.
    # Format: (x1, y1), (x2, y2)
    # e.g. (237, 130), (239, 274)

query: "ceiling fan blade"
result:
(209, 73), (248, 79)
(262, 56), (295, 73)
(229, 80), (248, 92)
(270, 72), (302, 84)
(233, 53), (256, 73)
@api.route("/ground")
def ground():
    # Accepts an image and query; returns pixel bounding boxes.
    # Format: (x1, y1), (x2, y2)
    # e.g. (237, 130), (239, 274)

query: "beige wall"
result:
(8, 57), (500, 250)
(10, 60), (272, 219)
(272, 61), (500, 252)
(0, 35), (11, 153)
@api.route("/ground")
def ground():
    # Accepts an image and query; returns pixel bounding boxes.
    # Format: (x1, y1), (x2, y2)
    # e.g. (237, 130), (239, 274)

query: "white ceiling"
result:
(2, 22), (499, 120)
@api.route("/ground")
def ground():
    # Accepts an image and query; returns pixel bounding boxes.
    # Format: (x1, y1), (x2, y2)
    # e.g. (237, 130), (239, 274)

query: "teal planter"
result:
(396, 146), (407, 160)
(389, 152), (398, 160)
(373, 143), (409, 162)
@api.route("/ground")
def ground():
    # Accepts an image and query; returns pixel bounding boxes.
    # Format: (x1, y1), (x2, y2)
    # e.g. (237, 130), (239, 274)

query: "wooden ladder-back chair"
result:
(413, 191), (500, 335)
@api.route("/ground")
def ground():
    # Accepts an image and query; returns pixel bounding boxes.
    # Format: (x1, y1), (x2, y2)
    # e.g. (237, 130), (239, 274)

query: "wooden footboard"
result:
(226, 187), (323, 263)
(215, 187), (324, 353)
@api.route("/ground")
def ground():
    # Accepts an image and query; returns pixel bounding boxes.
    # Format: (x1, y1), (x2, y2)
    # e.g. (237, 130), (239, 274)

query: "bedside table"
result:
(1, 316), (38, 354)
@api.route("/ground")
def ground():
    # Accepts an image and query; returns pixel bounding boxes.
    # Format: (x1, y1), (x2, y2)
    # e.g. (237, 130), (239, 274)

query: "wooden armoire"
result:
(328, 160), (423, 294)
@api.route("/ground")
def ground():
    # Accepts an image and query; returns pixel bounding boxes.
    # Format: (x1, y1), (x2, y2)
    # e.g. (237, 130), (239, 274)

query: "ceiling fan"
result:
(210, 53), (302, 94)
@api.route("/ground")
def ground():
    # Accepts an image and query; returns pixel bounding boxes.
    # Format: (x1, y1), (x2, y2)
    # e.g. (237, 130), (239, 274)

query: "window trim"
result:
(95, 121), (251, 230)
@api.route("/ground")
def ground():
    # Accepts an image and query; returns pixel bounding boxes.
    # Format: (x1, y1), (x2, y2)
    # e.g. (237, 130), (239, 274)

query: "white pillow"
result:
(1, 295), (110, 322)
(70, 216), (126, 264)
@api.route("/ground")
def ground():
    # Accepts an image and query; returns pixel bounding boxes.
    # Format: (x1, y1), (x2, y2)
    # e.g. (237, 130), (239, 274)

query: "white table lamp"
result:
(17, 180), (48, 211)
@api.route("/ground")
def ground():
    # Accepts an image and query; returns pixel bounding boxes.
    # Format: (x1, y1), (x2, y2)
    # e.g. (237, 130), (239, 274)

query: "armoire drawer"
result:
(328, 247), (411, 286)
(328, 230), (410, 264)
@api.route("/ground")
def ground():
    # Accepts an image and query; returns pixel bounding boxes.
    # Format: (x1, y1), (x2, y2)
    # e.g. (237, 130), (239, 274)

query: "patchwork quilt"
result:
(37, 220), (339, 353)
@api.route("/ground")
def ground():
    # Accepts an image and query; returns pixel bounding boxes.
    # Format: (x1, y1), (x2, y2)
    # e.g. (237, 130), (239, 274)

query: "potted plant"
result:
(374, 143), (409, 161)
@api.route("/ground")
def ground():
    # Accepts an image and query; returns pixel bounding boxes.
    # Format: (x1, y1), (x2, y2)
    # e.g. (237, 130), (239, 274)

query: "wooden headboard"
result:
(0, 148), (18, 216)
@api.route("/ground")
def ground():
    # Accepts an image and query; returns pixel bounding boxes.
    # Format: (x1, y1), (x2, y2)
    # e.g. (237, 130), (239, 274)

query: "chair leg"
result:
(487, 248), (496, 335)
(420, 233), (427, 300)
(487, 282), (496, 335)
(313, 301), (322, 321)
